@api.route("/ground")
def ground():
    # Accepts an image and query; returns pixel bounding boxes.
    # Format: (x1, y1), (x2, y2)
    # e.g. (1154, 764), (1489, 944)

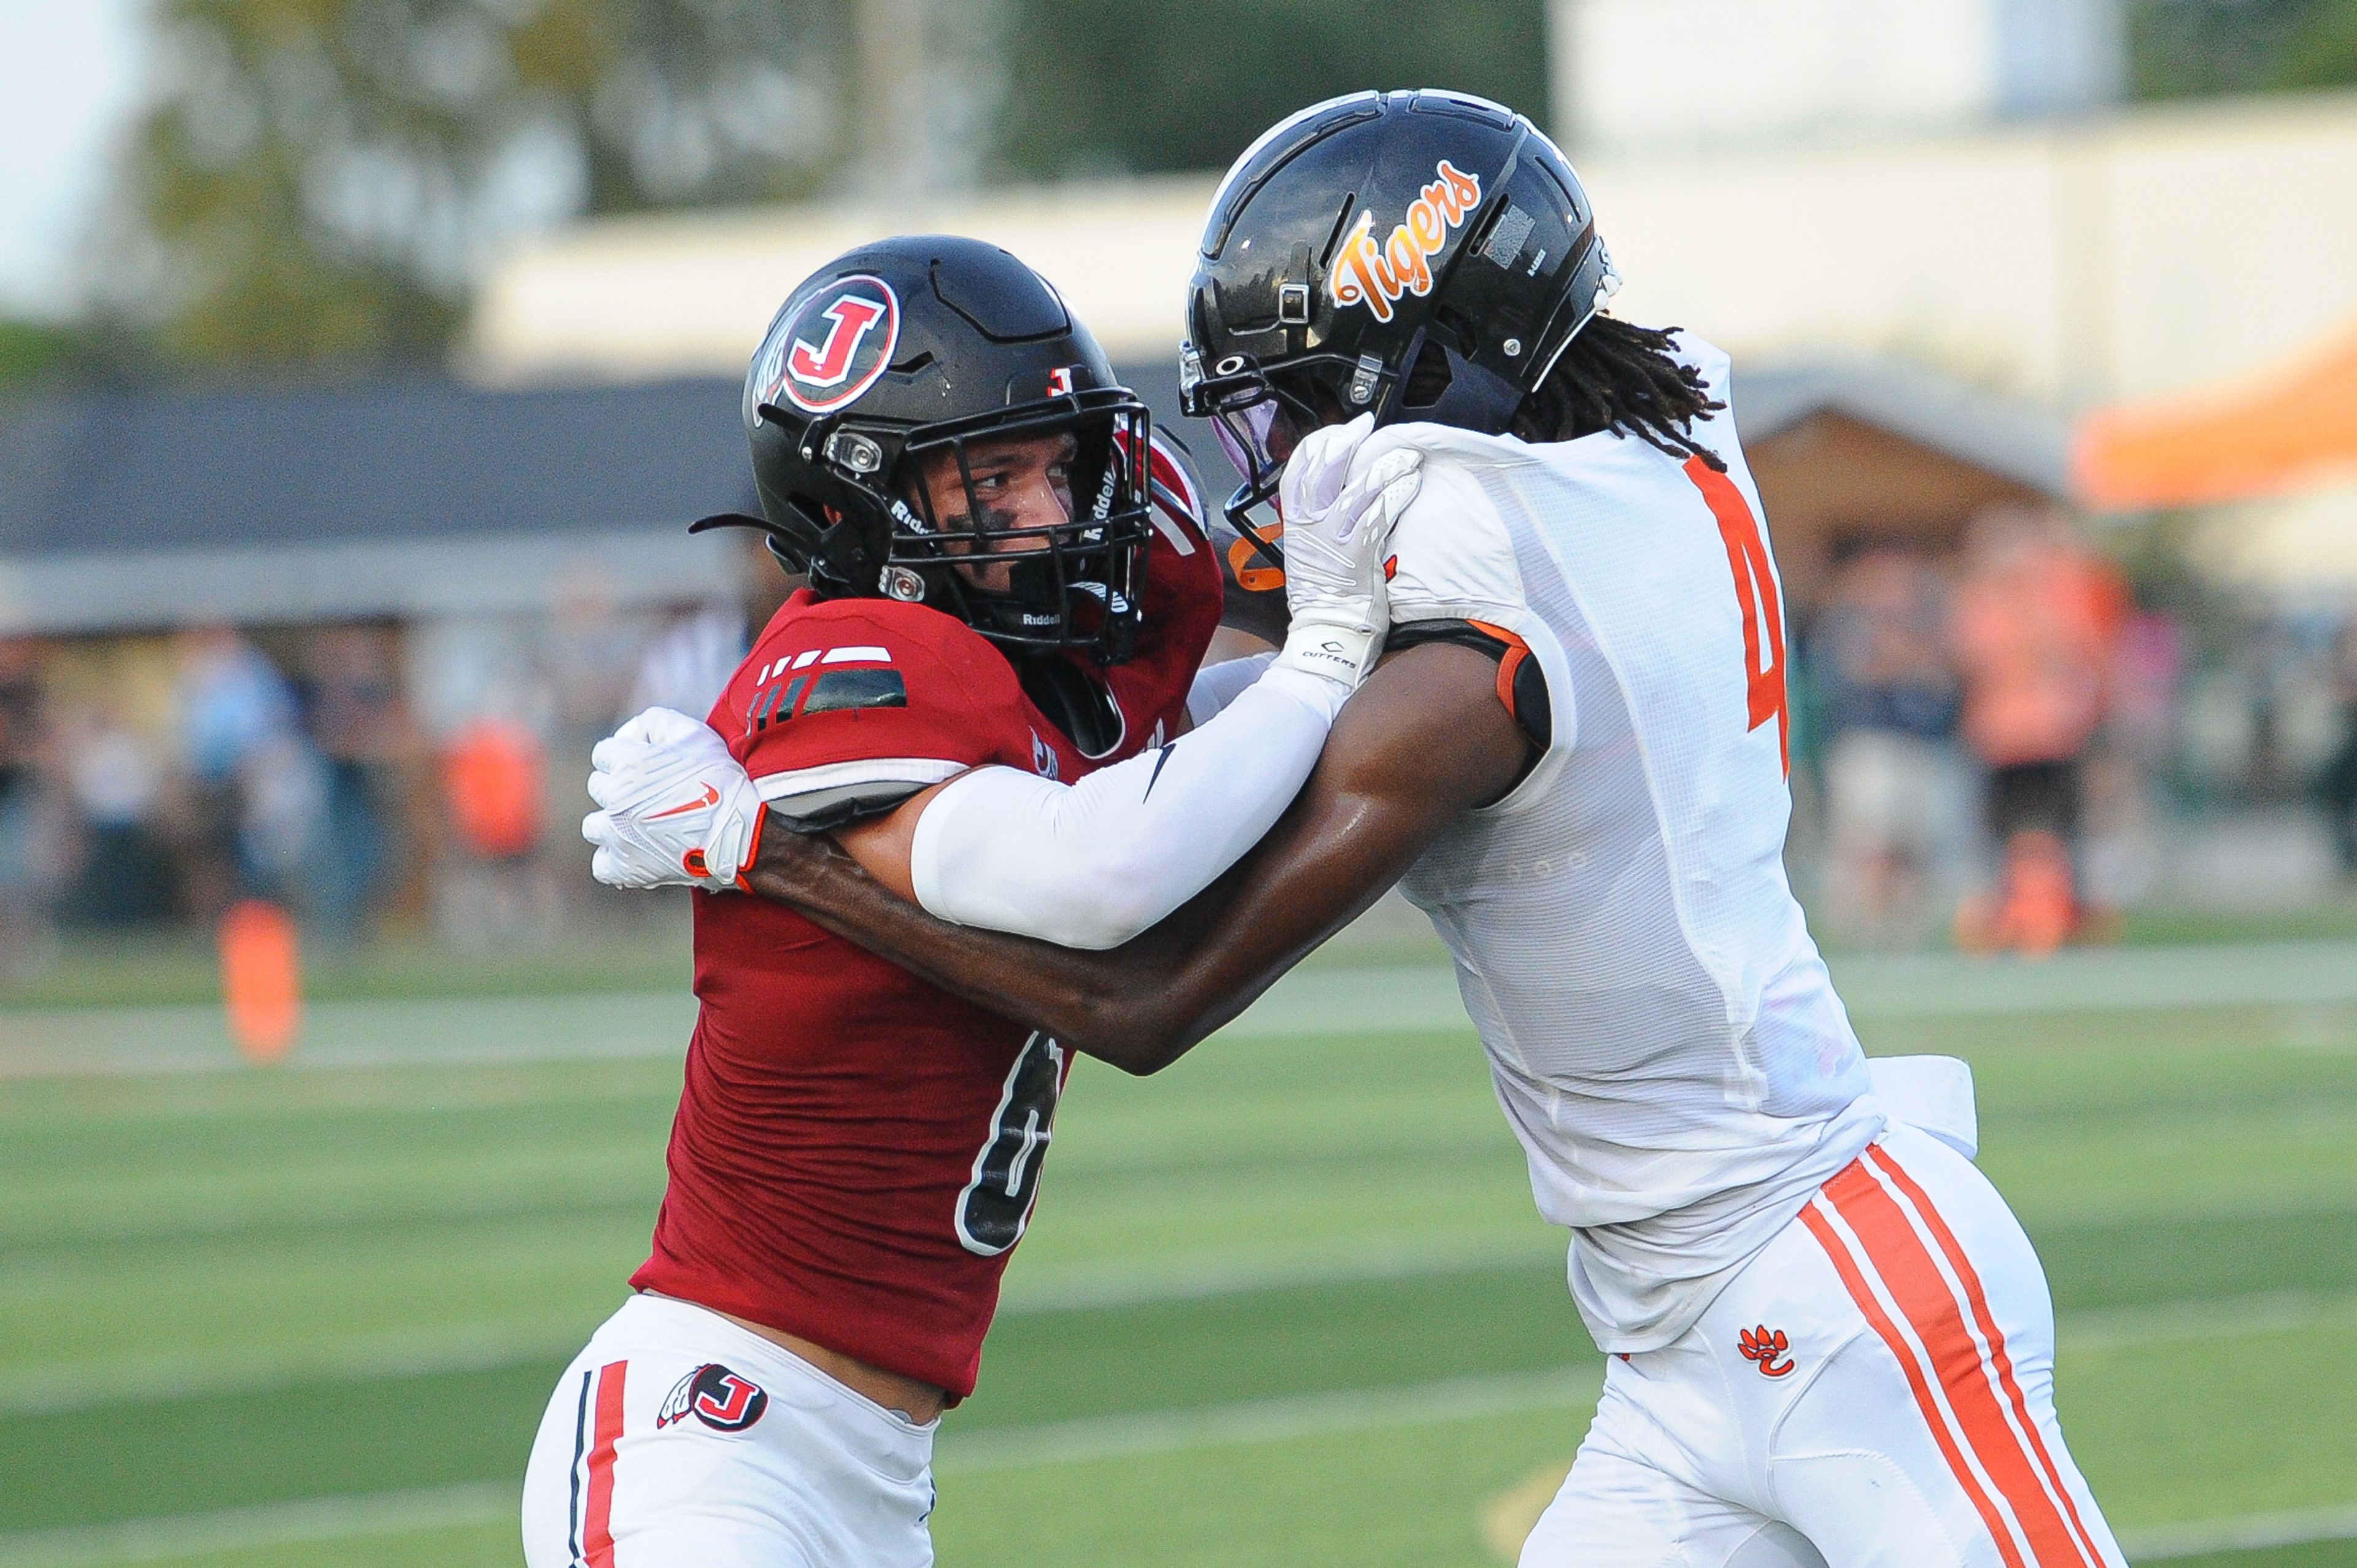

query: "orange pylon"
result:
(219, 899), (303, 1063)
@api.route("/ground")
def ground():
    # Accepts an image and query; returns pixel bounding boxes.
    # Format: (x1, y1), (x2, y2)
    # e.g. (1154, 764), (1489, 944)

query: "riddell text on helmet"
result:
(1327, 160), (1484, 323)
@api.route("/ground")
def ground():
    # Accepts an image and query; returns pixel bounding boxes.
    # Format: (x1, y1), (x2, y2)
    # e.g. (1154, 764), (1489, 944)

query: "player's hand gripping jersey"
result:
(1369, 334), (1885, 1353)
(630, 452), (1219, 1400)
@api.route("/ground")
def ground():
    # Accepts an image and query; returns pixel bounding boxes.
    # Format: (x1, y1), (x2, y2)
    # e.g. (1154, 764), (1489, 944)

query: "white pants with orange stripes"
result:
(1522, 1126), (2126, 1568)
(520, 1294), (937, 1568)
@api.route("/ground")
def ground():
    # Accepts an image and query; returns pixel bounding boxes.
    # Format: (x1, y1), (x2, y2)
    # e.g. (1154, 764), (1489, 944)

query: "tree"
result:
(993, 0), (1550, 180)
(0, 322), (79, 392)
(2131, 0), (2357, 99)
(104, 0), (848, 366)
(2280, 1), (2357, 87)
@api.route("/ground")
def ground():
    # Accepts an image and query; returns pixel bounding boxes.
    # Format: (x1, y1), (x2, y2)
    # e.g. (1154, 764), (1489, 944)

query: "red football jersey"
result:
(632, 447), (1217, 1398)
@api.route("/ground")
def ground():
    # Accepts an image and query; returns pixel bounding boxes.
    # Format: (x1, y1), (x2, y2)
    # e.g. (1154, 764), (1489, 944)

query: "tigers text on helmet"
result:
(693, 235), (1156, 663)
(1180, 90), (1620, 551)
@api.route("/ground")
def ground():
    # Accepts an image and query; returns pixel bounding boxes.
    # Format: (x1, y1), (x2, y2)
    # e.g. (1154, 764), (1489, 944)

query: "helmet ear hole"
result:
(1402, 336), (1454, 411)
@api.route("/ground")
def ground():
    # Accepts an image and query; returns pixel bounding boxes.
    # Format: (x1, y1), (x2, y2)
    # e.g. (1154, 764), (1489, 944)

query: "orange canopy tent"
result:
(2073, 320), (2357, 511)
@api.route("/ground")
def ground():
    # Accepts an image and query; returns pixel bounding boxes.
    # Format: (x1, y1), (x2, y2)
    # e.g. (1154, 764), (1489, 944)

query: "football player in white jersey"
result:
(587, 95), (2126, 1568)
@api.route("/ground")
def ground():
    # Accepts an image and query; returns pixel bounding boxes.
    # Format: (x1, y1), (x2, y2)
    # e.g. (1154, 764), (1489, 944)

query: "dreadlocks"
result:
(1512, 316), (1727, 471)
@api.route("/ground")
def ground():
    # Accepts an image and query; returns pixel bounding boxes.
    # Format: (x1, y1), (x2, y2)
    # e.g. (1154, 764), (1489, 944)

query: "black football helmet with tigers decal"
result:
(1180, 90), (1619, 556)
(694, 235), (1155, 662)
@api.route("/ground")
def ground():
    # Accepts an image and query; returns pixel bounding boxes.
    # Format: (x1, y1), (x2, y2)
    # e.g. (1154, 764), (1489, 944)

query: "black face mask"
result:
(896, 408), (1151, 665)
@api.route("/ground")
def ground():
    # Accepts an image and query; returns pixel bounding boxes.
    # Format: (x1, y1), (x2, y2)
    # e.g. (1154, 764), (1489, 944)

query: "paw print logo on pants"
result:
(1738, 1325), (1795, 1378)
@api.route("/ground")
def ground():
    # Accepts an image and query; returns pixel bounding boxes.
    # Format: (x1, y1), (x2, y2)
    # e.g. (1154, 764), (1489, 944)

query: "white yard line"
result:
(0, 1375), (1607, 1567)
(1825, 939), (2357, 1021)
(2056, 1288), (2357, 1354)
(997, 1231), (1563, 1313)
(0, 992), (698, 1081)
(8, 939), (2357, 1081)
(0, 1238), (1557, 1416)
(0, 1321), (585, 1416)
(0, 1403), (2348, 1567)
(6, 1284), (2352, 1423)
(0, 1483), (513, 1568)
(2120, 1501), (2357, 1560)
(934, 1364), (1603, 1472)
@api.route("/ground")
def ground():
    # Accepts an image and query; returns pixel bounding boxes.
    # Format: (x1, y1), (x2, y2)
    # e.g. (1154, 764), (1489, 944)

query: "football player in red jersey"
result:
(523, 234), (1418, 1567)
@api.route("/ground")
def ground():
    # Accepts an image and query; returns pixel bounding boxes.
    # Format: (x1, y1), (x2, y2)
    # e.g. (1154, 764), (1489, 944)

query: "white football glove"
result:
(1271, 413), (1422, 692)
(582, 708), (764, 890)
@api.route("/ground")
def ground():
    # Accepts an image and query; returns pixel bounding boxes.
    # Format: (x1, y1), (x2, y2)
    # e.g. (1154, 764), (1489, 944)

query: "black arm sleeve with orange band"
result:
(1385, 619), (1551, 757)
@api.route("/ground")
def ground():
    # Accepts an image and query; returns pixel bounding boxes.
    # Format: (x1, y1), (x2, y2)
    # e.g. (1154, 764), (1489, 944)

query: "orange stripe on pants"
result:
(1797, 1197), (2028, 1568)
(1822, 1161), (2092, 1567)
(1864, 1146), (2117, 1568)
(582, 1360), (627, 1568)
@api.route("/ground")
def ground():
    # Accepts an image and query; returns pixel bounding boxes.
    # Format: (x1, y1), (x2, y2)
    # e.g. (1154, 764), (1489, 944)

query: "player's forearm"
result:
(910, 665), (1344, 951)
(749, 644), (1527, 1073)
(747, 824), (1206, 1070)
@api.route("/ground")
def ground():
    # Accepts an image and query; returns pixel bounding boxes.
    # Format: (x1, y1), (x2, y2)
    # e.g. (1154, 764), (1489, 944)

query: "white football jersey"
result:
(1375, 334), (1884, 1353)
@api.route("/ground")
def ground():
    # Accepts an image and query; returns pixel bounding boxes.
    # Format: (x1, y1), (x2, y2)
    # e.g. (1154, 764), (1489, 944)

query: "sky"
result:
(0, 0), (149, 319)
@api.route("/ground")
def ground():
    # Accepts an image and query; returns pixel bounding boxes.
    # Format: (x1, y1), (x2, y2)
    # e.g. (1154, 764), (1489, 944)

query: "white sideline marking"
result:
(0, 992), (699, 1081)
(2121, 1500), (2357, 1560)
(997, 1231), (1562, 1313)
(934, 1364), (1603, 1472)
(2056, 1288), (2357, 1354)
(1825, 939), (2357, 1022)
(0, 1321), (584, 1416)
(0, 1482), (512, 1568)
(7, 1284), (2353, 1423)
(8, 939), (2357, 1081)
(0, 1422), (2347, 1567)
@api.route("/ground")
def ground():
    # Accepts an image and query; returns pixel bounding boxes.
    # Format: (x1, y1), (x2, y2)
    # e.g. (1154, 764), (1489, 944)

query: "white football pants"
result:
(521, 1293), (937, 1568)
(1523, 1126), (2127, 1568)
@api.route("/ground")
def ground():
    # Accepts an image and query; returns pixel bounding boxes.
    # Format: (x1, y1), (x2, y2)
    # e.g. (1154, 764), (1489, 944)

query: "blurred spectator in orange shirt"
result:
(443, 717), (546, 863)
(1950, 508), (2129, 952)
(439, 714), (554, 944)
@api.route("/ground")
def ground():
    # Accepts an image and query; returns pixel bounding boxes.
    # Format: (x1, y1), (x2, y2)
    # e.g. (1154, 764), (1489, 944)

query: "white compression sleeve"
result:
(910, 665), (1345, 950)
(1185, 651), (1278, 728)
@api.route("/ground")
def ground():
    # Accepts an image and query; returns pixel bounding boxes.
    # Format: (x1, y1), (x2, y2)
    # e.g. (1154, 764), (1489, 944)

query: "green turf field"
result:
(2, 938), (2355, 1567)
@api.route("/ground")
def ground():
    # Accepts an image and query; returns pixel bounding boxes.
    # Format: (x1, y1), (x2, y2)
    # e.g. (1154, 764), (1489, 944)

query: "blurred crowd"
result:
(1798, 506), (2357, 951)
(0, 589), (756, 975)
(1803, 510), (2126, 951)
(3, 518), (2356, 970)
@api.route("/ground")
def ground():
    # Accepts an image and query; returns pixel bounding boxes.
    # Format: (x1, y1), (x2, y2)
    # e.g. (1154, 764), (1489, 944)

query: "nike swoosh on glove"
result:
(1270, 413), (1422, 692)
(582, 707), (764, 890)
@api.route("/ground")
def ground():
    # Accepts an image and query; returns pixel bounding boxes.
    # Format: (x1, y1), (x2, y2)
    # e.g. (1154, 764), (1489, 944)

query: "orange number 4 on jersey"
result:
(1684, 457), (1790, 776)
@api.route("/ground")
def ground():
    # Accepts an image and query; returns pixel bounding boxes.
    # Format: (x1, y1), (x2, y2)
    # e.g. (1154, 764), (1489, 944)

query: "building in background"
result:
(465, 92), (2357, 419)
(1550, 0), (2125, 152)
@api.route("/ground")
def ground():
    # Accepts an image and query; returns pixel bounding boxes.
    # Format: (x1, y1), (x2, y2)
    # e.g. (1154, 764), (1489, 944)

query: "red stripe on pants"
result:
(582, 1361), (627, 1568)
(1864, 1146), (2116, 1567)
(1798, 1195), (2028, 1568)
(1822, 1160), (2092, 1566)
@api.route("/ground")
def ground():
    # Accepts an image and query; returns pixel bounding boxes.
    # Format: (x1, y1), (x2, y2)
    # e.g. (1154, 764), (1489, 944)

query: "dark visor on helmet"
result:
(1180, 349), (1397, 563)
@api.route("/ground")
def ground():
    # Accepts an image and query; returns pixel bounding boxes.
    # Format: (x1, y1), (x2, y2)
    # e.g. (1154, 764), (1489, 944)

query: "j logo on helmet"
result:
(757, 275), (902, 414)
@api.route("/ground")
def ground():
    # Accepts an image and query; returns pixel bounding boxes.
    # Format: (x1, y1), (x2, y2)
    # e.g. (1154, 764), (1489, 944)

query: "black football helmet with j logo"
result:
(696, 235), (1156, 662)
